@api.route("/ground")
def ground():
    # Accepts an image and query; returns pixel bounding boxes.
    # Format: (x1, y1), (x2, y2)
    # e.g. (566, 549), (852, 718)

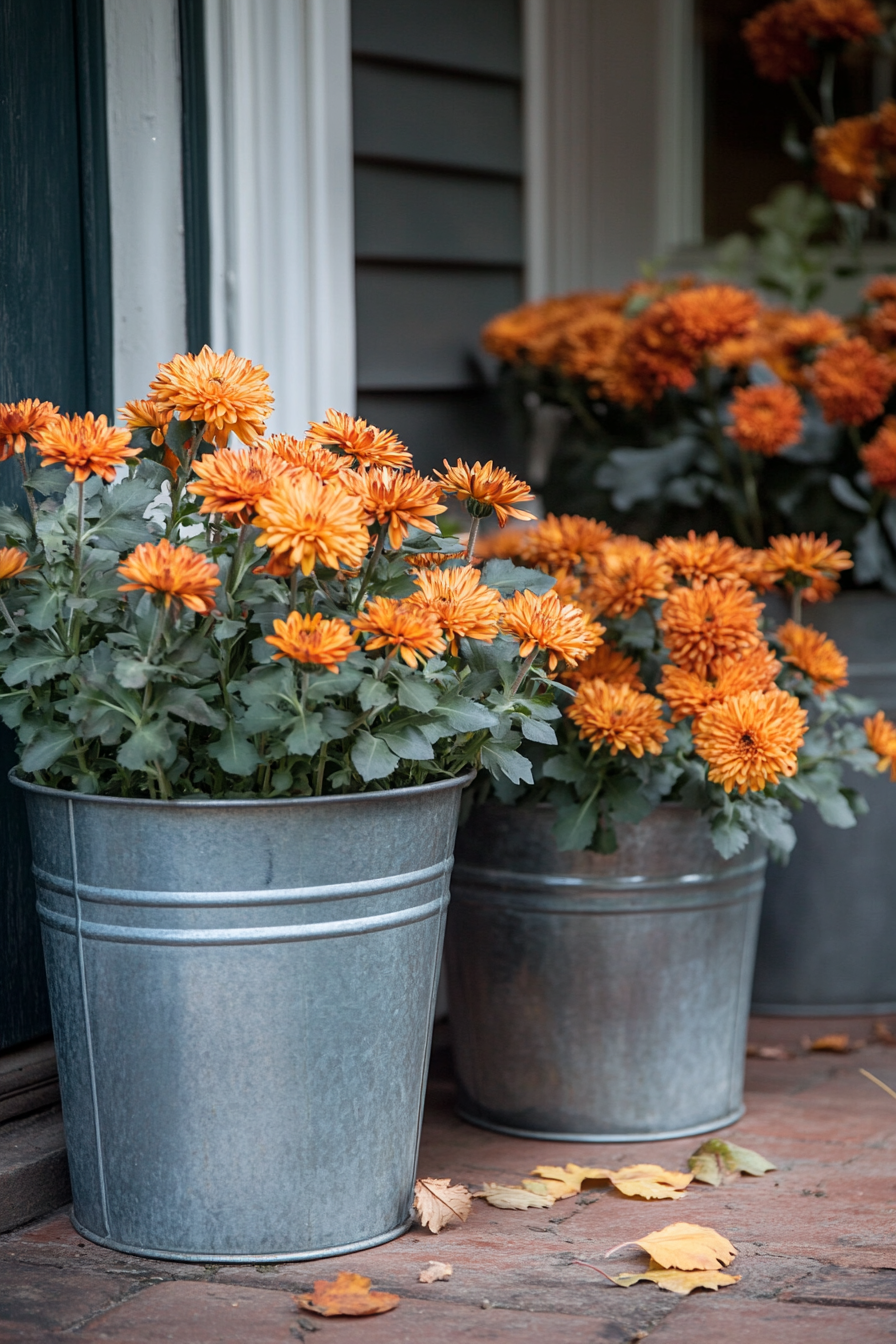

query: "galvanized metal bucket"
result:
(446, 802), (766, 1142)
(753, 591), (896, 1015)
(12, 773), (470, 1262)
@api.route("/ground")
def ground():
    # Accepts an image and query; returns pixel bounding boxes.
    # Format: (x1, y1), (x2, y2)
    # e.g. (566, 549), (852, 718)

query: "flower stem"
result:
(464, 516), (482, 561)
(788, 76), (823, 128)
(738, 449), (764, 547)
(290, 567), (299, 612)
(315, 740), (328, 795)
(16, 452), (37, 522)
(72, 479), (85, 574)
(301, 668), (310, 714)
(0, 593), (21, 636)
(819, 51), (836, 126)
(791, 588), (803, 625)
(701, 369), (752, 547)
(509, 649), (538, 696)
(356, 527), (386, 608)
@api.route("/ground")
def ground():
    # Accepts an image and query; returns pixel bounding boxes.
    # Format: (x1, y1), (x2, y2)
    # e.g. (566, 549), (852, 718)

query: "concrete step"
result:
(0, 1040), (59, 1125)
(0, 1106), (70, 1234)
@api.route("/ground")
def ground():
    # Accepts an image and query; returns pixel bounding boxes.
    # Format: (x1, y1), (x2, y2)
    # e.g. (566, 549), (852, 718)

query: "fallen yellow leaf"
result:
(528, 1163), (612, 1199)
(294, 1273), (400, 1317)
(608, 1223), (737, 1272)
(418, 1261), (452, 1283)
(806, 1033), (851, 1053)
(613, 1268), (741, 1295)
(608, 1165), (693, 1200)
(473, 1183), (555, 1210)
(413, 1178), (472, 1233)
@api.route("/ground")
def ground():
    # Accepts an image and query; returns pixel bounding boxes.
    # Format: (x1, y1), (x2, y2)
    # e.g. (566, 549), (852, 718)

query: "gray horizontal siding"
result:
(351, 0), (521, 78)
(357, 389), (523, 481)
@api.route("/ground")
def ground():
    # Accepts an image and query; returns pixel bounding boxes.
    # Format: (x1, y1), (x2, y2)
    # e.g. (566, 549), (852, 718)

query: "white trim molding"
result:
(104, 0), (188, 412)
(204, 0), (356, 434)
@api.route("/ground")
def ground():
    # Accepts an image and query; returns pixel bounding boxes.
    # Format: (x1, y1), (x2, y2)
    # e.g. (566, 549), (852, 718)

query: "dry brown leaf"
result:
(688, 1139), (776, 1187)
(608, 1223), (737, 1272)
(608, 1165), (693, 1200)
(414, 1178), (472, 1233)
(294, 1273), (400, 1317)
(419, 1261), (452, 1283)
(613, 1268), (741, 1295)
(473, 1183), (555, 1210)
(528, 1163), (613, 1199)
(804, 1033), (851, 1053)
(746, 1043), (794, 1060)
(874, 1022), (896, 1045)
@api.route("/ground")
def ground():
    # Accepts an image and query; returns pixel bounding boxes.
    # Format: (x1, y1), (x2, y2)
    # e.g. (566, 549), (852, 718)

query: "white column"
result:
(523, 0), (702, 298)
(204, 0), (356, 435)
(104, 0), (188, 411)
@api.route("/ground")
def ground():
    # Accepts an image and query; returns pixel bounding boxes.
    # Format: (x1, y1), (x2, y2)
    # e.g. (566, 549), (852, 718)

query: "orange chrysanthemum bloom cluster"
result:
(726, 383), (804, 457)
(353, 596), (446, 667)
(119, 398), (174, 448)
(0, 400), (59, 460)
(744, 0), (882, 83)
(865, 709), (896, 780)
(32, 412), (139, 483)
(474, 525), (534, 562)
(0, 547), (29, 583)
(712, 307), (846, 386)
(252, 472), (370, 576)
(777, 619), (848, 696)
(436, 459), (536, 526)
(584, 537), (674, 618)
(693, 689), (808, 794)
(561, 643), (645, 692)
(860, 417), (896, 494)
(410, 550), (466, 568)
(502, 589), (604, 671)
(187, 445), (292, 524)
(118, 538), (220, 614)
(658, 646), (782, 723)
(347, 466), (446, 550)
(408, 565), (504, 653)
(264, 612), (357, 673)
(658, 579), (764, 678)
(761, 532), (853, 601)
(518, 513), (612, 576)
(265, 435), (354, 482)
(307, 410), (412, 469)
(655, 531), (754, 586)
(814, 101), (896, 209)
(811, 336), (895, 425)
(567, 678), (668, 758)
(150, 347), (274, 450)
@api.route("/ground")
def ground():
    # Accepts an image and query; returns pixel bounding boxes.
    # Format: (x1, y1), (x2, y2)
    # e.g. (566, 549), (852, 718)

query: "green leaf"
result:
(377, 723), (434, 760)
(351, 730), (399, 781)
(553, 797), (600, 850)
(816, 790), (857, 828)
(20, 725), (75, 772)
(284, 712), (325, 756)
(519, 715), (557, 746)
(24, 465), (72, 496)
(84, 476), (158, 552)
(358, 677), (395, 712)
(207, 723), (263, 775)
(0, 505), (33, 542)
(480, 737), (534, 786)
(242, 701), (287, 734)
(710, 811), (750, 859)
(117, 719), (178, 771)
(396, 677), (440, 712)
(603, 773), (655, 825)
(3, 651), (77, 688)
(542, 753), (586, 784)
(435, 691), (498, 733)
(23, 587), (63, 631)
(481, 559), (555, 596)
(320, 706), (353, 739)
(157, 687), (226, 729)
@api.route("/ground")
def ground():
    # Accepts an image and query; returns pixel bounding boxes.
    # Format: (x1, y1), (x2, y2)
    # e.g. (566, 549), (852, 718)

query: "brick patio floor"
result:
(3, 1015), (896, 1342)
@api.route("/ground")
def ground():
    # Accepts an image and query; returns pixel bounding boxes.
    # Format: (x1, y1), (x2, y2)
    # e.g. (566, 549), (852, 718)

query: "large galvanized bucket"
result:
(753, 591), (896, 1014)
(12, 773), (470, 1262)
(446, 802), (765, 1141)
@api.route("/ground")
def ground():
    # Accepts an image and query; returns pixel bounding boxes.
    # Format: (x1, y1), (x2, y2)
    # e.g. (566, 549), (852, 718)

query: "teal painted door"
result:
(0, 0), (111, 1049)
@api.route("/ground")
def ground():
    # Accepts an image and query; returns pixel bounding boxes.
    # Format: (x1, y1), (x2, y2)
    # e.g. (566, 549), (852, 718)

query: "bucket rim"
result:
(8, 767), (476, 809)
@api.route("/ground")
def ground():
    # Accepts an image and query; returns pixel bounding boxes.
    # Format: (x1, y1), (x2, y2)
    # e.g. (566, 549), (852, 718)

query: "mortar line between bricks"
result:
(58, 1277), (168, 1334)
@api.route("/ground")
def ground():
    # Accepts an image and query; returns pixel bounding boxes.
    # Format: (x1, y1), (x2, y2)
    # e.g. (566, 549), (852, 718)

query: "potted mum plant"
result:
(0, 352), (595, 1261)
(447, 518), (895, 1140)
(482, 274), (896, 1014)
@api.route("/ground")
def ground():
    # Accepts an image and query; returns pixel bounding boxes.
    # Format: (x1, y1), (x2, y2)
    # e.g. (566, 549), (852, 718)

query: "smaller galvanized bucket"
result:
(13, 773), (470, 1262)
(446, 802), (766, 1142)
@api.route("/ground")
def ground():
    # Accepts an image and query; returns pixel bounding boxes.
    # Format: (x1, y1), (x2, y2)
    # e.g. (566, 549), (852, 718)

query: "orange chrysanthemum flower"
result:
(865, 709), (896, 780)
(693, 689), (808, 794)
(252, 473), (370, 576)
(664, 284), (760, 353)
(561, 643), (645, 692)
(727, 383), (804, 457)
(744, 0), (881, 82)
(150, 347), (273, 450)
(265, 434), (354, 482)
(811, 337), (894, 426)
(306, 410), (412, 469)
(119, 398), (174, 448)
(860, 417), (896, 495)
(585, 538), (673, 618)
(436, 459), (536, 526)
(187, 445), (292, 524)
(518, 513), (613, 575)
(776, 619), (848, 696)
(658, 579), (764, 678)
(567, 678), (668, 758)
(408, 565), (503, 653)
(346, 467), (446, 550)
(655, 531), (753, 587)
(814, 115), (880, 208)
(0, 399), (59, 460)
(352, 596), (446, 667)
(762, 532), (853, 598)
(658, 645), (782, 722)
(264, 611), (357, 673)
(866, 276), (896, 305)
(32, 412), (139, 483)
(0, 547), (29, 583)
(474, 524), (534, 562)
(409, 550), (466, 568)
(501, 589), (603, 671)
(118, 538), (220, 614)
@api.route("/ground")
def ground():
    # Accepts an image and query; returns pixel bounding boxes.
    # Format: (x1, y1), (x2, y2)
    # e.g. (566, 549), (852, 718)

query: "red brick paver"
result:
(2, 1016), (896, 1342)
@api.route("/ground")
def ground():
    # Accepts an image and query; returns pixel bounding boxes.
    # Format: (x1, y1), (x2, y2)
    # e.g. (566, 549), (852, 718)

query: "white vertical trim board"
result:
(204, 0), (356, 434)
(104, 0), (188, 412)
(656, 0), (703, 256)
